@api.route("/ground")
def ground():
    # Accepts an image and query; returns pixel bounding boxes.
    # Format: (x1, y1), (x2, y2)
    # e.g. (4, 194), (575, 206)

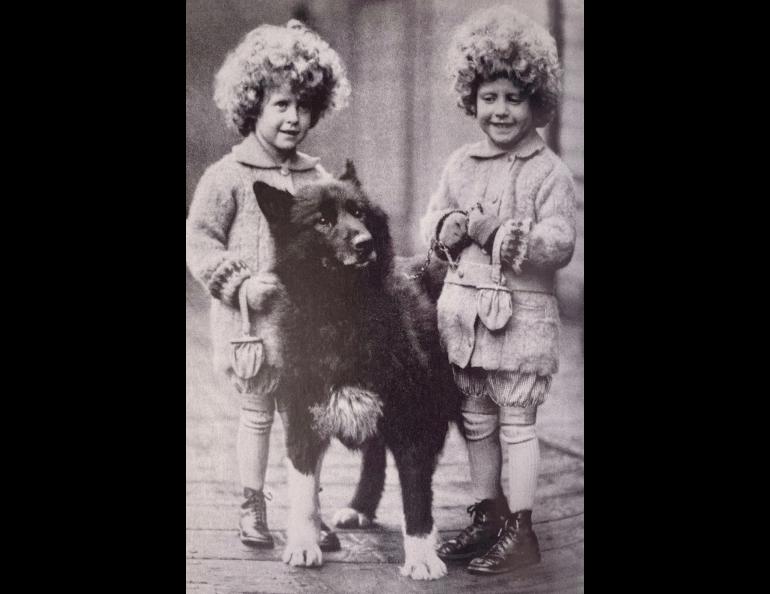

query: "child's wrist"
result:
(482, 229), (498, 253)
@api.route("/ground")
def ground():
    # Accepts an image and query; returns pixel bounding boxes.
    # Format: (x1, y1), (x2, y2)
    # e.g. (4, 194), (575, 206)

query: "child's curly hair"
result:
(214, 20), (351, 136)
(448, 6), (561, 127)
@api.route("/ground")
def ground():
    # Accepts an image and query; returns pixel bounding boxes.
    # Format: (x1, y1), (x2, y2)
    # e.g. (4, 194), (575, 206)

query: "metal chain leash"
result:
(405, 241), (438, 280)
(405, 208), (473, 281)
(405, 239), (460, 280)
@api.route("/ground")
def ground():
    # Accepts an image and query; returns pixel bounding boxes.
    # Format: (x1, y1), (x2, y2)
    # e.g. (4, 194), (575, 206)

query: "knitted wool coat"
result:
(186, 134), (330, 381)
(420, 131), (577, 375)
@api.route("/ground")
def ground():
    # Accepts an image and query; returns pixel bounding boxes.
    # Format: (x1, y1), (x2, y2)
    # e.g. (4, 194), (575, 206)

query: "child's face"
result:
(255, 85), (312, 157)
(476, 78), (535, 151)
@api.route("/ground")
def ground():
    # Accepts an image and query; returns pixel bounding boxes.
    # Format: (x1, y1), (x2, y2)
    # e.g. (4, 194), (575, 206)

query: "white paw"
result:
(333, 507), (373, 529)
(399, 529), (447, 580)
(399, 550), (447, 580)
(282, 541), (323, 567)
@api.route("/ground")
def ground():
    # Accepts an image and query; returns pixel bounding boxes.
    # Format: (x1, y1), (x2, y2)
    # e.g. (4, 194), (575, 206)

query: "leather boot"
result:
(467, 509), (541, 575)
(436, 496), (510, 561)
(239, 488), (274, 548)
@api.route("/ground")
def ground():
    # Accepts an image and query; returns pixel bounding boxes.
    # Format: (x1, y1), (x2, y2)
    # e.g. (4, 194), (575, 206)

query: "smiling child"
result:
(422, 6), (577, 575)
(186, 19), (350, 555)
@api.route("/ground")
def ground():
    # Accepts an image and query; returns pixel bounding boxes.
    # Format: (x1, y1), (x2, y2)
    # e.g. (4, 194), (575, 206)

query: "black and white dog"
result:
(253, 163), (460, 580)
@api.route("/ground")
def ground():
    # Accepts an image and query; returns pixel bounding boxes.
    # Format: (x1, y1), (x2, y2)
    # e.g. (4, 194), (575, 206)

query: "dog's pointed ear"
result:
(338, 159), (361, 188)
(253, 181), (293, 225)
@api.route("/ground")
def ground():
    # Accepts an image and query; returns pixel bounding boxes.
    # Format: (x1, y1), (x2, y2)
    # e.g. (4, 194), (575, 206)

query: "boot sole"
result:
(437, 548), (492, 562)
(239, 532), (275, 549)
(466, 554), (541, 575)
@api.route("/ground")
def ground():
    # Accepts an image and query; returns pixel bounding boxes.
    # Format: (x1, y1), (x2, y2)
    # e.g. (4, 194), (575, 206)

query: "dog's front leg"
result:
(283, 447), (326, 566)
(391, 444), (446, 580)
(283, 423), (328, 567)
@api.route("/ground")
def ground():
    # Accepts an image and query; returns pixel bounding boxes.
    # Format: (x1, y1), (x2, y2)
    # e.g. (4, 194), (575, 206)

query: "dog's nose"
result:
(353, 233), (373, 254)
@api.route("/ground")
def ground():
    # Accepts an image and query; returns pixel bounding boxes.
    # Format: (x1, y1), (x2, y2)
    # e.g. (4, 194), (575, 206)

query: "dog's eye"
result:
(317, 216), (330, 226)
(345, 202), (363, 218)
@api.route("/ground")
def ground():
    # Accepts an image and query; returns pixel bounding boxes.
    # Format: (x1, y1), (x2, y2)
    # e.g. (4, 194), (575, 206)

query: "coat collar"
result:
(231, 134), (320, 171)
(467, 130), (546, 161)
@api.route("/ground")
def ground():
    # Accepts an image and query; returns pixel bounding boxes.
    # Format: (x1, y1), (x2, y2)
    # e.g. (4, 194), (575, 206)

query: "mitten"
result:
(467, 206), (502, 251)
(436, 211), (469, 258)
(239, 273), (283, 312)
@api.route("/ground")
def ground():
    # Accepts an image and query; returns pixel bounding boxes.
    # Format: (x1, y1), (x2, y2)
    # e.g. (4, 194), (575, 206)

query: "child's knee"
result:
(462, 410), (498, 441)
(499, 405), (537, 444)
(239, 407), (275, 436)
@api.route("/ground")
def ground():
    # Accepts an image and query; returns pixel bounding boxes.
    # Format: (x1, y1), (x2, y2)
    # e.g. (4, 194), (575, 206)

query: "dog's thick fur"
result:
(254, 163), (460, 580)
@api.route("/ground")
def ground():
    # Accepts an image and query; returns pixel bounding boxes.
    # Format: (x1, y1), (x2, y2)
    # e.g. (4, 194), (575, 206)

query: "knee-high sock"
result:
(237, 408), (273, 492)
(467, 431), (503, 501)
(506, 437), (539, 512)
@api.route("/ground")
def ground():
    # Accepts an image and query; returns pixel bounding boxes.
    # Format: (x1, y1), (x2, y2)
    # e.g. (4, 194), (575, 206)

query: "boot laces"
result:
(486, 518), (518, 559)
(245, 490), (272, 525)
(442, 503), (483, 546)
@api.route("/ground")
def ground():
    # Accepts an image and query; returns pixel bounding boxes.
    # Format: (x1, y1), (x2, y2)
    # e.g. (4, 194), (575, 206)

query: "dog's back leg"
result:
(333, 435), (386, 528)
(390, 442), (447, 580)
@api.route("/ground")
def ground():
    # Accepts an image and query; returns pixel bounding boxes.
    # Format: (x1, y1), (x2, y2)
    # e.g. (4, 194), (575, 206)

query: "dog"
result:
(253, 162), (460, 580)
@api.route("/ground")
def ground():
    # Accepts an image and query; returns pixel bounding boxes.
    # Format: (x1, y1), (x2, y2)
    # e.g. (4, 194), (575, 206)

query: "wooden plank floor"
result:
(187, 271), (584, 593)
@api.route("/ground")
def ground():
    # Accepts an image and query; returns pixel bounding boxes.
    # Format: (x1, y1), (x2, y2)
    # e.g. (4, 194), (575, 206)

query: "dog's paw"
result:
(399, 550), (447, 580)
(399, 530), (447, 580)
(332, 507), (373, 529)
(282, 541), (323, 567)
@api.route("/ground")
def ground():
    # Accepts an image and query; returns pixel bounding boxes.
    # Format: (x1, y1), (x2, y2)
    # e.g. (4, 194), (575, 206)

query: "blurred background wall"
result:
(186, 0), (583, 319)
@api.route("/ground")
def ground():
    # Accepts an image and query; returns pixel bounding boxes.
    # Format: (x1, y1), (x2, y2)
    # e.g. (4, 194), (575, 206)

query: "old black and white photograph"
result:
(186, 1), (584, 591)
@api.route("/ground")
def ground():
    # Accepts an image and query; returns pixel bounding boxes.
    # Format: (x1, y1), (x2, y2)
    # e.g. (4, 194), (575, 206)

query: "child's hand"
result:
(437, 212), (469, 252)
(240, 273), (282, 312)
(467, 205), (502, 251)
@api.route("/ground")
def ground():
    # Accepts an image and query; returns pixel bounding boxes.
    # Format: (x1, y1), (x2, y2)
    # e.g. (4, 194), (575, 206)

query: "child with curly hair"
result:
(186, 19), (350, 553)
(422, 6), (577, 575)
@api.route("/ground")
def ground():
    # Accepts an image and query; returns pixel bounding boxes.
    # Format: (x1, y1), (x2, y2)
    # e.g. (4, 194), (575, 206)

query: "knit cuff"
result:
(468, 213), (502, 249)
(434, 209), (466, 240)
(499, 219), (533, 274)
(208, 260), (251, 307)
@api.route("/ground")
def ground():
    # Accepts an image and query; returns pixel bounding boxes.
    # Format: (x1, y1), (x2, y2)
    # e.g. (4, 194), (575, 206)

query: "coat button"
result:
(280, 168), (290, 176)
(458, 270), (464, 278)
(508, 154), (514, 162)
